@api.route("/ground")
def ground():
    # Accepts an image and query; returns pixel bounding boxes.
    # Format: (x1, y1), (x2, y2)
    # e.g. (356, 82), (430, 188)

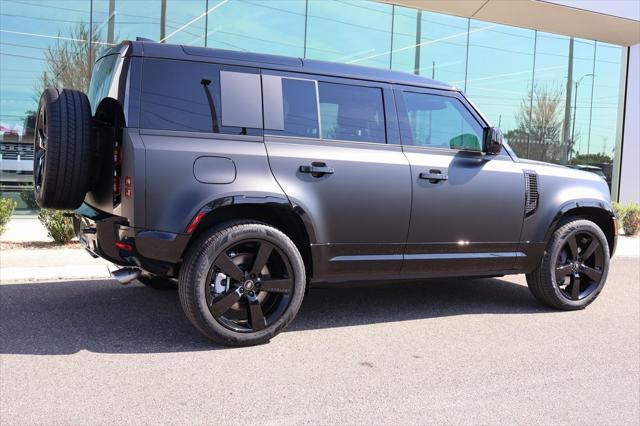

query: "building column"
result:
(616, 43), (640, 204)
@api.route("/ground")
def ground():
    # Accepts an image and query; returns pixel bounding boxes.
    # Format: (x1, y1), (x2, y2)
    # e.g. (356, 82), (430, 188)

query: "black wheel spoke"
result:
(250, 241), (273, 275)
(210, 288), (242, 318)
(555, 264), (573, 281)
(571, 274), (581, 300)
(581, 239), (599, 261)
(35, 151), (45, 189)
(259, 278), (293, 294)
(567, 235), (579, 259)
(214, 253), (244, 282)
(248, 296), (266, 331)
(207, 235), (295, 333)
(554, 229), (607, 302)
(582, 266), (602, 282)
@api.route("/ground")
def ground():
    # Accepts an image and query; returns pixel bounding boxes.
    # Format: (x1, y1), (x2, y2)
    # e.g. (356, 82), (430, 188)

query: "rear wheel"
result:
(178, 222), (305, 346)
(527, 219), (610, 310)
(34, 87), (93, 209)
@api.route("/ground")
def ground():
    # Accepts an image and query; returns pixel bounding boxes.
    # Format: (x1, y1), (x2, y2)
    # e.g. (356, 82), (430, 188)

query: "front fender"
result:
(542, 199), (615, 243)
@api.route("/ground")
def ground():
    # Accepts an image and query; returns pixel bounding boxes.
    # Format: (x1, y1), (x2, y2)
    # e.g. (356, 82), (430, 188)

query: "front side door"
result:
(395, 87), (525, 276)
(262, 72), (411, 282)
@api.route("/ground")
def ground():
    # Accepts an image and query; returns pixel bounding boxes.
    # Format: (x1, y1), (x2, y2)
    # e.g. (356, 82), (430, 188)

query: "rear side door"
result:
(395, 86), (525, 276)
(262, 72), (411, 282)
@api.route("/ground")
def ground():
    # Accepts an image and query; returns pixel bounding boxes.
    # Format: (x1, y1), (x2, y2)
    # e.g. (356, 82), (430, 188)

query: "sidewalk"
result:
(1, 217), (111, 283)
(1, 217), (638, 283)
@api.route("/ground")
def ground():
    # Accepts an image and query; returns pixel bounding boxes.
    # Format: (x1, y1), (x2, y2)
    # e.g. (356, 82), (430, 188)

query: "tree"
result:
(517, 85), (563, 144)
(509, 85), (571, 163)
(570, 152), (612, 165)
(34, 22), (104, 97)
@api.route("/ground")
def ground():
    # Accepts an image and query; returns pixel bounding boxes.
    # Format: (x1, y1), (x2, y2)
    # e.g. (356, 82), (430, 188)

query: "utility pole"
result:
(107, 0), (115, 44)
(571, 73), (595, 161)
(561, 37), (574, 165)
(160, 0), (167, 42)
(414, 11), (421, 75)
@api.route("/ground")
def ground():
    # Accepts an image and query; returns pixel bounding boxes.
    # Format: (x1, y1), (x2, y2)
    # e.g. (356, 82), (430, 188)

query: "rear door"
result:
(395, 87), (525, 276)
(262, 72), (411, 281)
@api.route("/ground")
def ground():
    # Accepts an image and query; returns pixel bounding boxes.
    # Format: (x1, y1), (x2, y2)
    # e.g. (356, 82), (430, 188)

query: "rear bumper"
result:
(74, 203), (189, 276)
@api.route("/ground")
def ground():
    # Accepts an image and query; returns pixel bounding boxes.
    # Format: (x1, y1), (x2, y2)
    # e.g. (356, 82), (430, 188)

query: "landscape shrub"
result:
(612, 201), (626, 222)
(38, 209), (75, 243)
(0, 198), (17, 235)
(20, 185), (39, 210)
(622, 202), (640, 236)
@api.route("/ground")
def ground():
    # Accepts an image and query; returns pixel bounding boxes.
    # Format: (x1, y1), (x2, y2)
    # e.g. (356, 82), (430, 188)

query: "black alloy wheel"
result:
(206, 239), (294, 332)
(179, 222), (306, 346)
(34, 103), (47, 194)
(553, 230), (606, 301)
(526, 218), (610, 310)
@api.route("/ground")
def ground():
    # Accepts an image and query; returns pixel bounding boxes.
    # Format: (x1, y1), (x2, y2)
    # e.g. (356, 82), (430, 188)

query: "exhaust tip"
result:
(111, 267), (141, 285)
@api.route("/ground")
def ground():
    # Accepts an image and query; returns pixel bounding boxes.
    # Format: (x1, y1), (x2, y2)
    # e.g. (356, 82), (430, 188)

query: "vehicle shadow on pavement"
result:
(0, 277), (550, 355)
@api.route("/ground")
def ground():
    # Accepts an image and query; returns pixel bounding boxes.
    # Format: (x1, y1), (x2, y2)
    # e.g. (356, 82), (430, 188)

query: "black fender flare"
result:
(543, 198), (616, 254)
(184, 194), (318, 245)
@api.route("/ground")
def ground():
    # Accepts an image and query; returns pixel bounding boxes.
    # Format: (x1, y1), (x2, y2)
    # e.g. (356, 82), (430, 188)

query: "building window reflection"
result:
(0, 0), (628, 213)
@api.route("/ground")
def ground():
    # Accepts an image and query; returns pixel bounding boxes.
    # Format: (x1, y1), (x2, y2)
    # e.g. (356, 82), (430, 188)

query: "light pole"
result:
(571, 73), (595, 160)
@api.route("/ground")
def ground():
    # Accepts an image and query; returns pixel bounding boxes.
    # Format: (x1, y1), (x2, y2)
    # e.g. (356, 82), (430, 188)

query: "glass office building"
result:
(0, 0), (628, 212)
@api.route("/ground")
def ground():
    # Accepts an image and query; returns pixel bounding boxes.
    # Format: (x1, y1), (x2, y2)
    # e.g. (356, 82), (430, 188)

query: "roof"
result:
(117, 40), (457, 92)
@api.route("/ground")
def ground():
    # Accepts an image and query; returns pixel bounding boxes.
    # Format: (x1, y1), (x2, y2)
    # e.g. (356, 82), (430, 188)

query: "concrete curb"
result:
(0, 265), (111, 283)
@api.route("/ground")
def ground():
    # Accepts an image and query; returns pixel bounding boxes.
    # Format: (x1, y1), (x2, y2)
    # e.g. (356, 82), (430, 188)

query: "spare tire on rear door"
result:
(33, 87), (93, 209)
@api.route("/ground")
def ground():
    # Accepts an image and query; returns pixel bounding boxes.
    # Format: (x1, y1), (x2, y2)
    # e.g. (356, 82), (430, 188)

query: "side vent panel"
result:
(524, 170), (539, 216)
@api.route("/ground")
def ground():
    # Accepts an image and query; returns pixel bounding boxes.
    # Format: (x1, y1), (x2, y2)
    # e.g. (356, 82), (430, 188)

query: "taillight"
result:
(113, 146), (122, 164)
(115, 241), (133, 251)
(113, 144), (122, 205)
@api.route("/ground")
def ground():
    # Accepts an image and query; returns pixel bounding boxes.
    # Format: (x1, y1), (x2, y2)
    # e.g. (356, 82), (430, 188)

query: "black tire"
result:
(526, 218), (610, 310)
(179, 222), (306, 346)
(137, 275), (178, 291)
(33, 87), (93, 209)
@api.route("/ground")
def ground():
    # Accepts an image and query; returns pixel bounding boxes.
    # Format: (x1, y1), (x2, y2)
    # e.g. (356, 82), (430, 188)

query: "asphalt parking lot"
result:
(1, 256), (638, 425)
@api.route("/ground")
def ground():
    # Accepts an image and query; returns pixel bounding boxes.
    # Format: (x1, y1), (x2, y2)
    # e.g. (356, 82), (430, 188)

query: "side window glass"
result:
(402, 92), (482, 151)
(140, 59), (262, 135)
(279, 78), (319, 138)
(318, 82), (386, 144)
(87, 54), (118, 114)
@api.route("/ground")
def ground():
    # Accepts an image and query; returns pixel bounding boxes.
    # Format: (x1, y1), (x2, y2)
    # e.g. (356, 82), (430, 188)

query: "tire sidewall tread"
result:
(35, 87), (93, 210)
(178, 222), (306, 346)
(526, 218), (610, 310)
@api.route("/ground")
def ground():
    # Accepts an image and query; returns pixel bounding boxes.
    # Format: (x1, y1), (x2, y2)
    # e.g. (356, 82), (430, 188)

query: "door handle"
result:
(299, 162), (334, 176)
(419, 171), (448, 182)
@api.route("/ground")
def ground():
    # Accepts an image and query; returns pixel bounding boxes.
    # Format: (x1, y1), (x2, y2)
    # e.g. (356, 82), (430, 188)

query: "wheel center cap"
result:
(243, 280), (255, 291)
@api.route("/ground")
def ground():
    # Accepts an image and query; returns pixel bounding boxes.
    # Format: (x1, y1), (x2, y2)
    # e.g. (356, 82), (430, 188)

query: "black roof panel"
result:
(122, 40), (457, 91)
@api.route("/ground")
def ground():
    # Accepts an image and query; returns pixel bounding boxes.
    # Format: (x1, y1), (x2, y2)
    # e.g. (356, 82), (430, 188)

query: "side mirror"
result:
(484, 127), (503, 155)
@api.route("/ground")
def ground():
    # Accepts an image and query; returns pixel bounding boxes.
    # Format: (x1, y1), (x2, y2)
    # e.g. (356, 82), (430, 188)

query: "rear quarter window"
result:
(140, 59), (262, 135)
(87, 54), (119, 114)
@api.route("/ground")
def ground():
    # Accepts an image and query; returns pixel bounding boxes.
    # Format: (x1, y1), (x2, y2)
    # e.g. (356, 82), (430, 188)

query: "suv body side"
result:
(261, 70), (411, 282)
(78, 41), (616, 285)
(393, 85), (527, 277)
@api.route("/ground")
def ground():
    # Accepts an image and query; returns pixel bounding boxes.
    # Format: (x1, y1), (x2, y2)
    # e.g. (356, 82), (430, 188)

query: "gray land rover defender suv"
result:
(34, 40), (617, 346)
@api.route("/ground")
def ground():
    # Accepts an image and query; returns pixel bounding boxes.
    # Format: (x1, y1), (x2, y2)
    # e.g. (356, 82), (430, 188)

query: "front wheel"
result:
(526, 218), (610, 310)
(178, 222), (306, 346)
